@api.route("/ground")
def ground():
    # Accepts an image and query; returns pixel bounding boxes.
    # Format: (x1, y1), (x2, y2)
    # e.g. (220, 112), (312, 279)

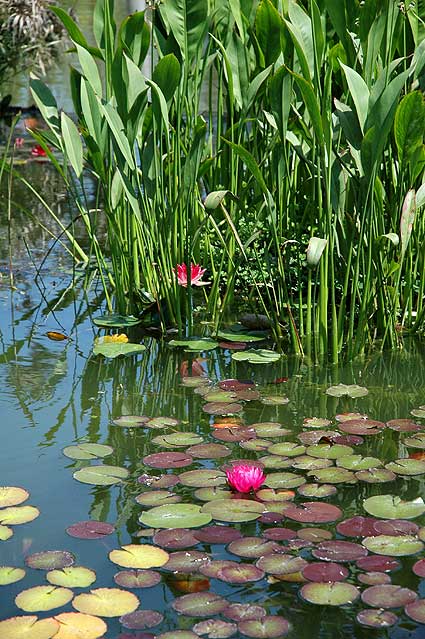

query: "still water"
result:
(2, 167), (425, 637)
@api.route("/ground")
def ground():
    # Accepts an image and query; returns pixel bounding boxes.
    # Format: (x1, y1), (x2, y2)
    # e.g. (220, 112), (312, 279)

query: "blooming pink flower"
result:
(224, 460), (266, 493)
(174, 263), (209, 287)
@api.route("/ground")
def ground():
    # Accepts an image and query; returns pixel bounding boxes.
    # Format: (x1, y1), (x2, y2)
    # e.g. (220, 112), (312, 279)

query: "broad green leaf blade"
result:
(400, 190), (416, 257)
(75, 43), (103, 96)
(339, 62), (370, 133)
(61, 113), (83, 178)
(394, 90), (425, 166)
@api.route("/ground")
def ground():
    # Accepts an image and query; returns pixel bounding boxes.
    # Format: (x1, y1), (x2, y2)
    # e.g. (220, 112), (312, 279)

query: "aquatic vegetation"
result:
(175, 263), (209, 288)
(224, 460), (266, 493)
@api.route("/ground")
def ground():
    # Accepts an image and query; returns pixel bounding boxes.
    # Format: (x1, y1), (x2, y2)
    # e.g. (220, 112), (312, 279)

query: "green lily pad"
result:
(178, 469), (227, 488)
(169, 338), (218, 352)
(203, 390), (237, 402)
(0, 486), (29, 507)
(46, 567), (96, 588)
(201, 499), (264, 522)
(152, 433), (204, 448)
(231, 349), (281, 364)
(112, 415), (150, 428)
(72, 588), (139, 617)
(264, 472), (306, 489)
(73, 465), (129, 486)
(0, 525), (13, 541)
(93, 314), (142, 327)
(363, 495), (425, 519)
(258, 455), (293, 469)
(306, 444), (354, 459)
(268, 443), (306, 457)
(291, 456), (333, 471)
(362, 535), (424, 556)
(308, 468), (357, 484)
(135, 490), (181, 507)
(140, 504), (212, 529)
(0, 505), (40, 525)
(356, 468), (396, 483)
(15, 585), (74, 612)
(325, 384), (368, 398)
(385, 459), (425, 475)
(0, 616), (59, 639)
(411, 407), (425, 419)
(261, 396), (290, 405)
(92, 342), (146, 358)
(62, 443), (114, 460)
(0, 566), (26, 585)
(403, 433), (425, 448)
(217, 330), (267, 343)
(194, 487), (232, 501)
(304, 417), (331, 428)
(300, 582), (360, 605)
(336, 455), (382, 470)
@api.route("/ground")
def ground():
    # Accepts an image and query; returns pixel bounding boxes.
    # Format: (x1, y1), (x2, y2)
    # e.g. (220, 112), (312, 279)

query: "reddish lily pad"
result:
(212, 428), (256, 442)
(172, 592), (227, 617)
(262, 527), (297, 541)
(162, 551), (211, 573)
(339, 419), (384, 436)
(386, 419), (421, 432)
(137, 474), (180, 489)
(194, 526), (243, 544)
(297, 528), (333, 542)
(227, 537), (280, 558)
(302, 562), (348, 582)
(218, 380), (255, 391)
(66, 520), (115, 539)
(0, 486), (29, 507)
(224, 604), (266, 622)
(356, 609), (398, 628)
(361, 584), (417, 608)
(413, 559), (425, 577)
(405, 599), (425, 623)
(119, 610), (164, 630)
(300, 582), (360, 606)
(143, 452), (194, 469)
(114, 570), (162, 588)
(357, 572), (392, 585)
(282, 502), (342, 524)
(312, 540), (367, 562)
(187, 444), (231, 459)
(25, 551), (75, 571)
(335, 412), (368, 422)
(258, 512), (284, 524)
(237, 615), (290, 638)
(256, 555), (307, 576)
(297, 484), (337, 498)
(193, 619), (237, 638)
(200, 560), (240, 579)
(203, 403), (243, 415)
(153, 528), (198, 549)
(332, 435), (364, 446)
(374, 519), (419, 536)
(336, 516), (380, 538)
(297, 431), (339, 445)
(216, 564), (265, 583)
(356, 555), (400, 572)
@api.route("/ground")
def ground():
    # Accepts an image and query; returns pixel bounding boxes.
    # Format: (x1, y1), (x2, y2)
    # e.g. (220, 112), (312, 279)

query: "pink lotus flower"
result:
(174, 263), (209, 287)
(224, 460), (266, 493)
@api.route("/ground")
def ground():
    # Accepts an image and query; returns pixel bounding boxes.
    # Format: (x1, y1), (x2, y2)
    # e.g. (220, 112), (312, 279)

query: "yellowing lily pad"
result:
(73, 465), (129, 486)
(0, 615), (59, 639)
(0, 566), (26, 585)
(0, 487), (29, 508)
(52, 612), (107, 639)
(0, 506), (40, 525)
(109, 544), (169, 569)
(62, 444), (114, 460)
(46, 567), (96, 588)
(140, 504), (212, 529)
(0, 525), (13, 541)
(15, 585), (74, 612)
(72, 588), (139, 617)
(300, 582), (360, 605)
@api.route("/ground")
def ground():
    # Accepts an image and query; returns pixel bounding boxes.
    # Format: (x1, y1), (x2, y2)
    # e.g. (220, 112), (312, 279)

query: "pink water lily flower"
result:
(224, 460), (266, 493)
(174, 263), (210, 287)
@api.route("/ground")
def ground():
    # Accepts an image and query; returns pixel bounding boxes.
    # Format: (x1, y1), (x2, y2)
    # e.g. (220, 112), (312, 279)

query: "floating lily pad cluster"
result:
(4, 373), (425, 638)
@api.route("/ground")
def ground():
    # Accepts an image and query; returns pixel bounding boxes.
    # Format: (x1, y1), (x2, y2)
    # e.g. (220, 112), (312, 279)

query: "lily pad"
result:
(140, 504), (212, 529)
(93, 314), (141, 327)
(303, 417), (331, 428)
(252, 423), (291, 438)
(172, 592), (228, 617)
(227, 537), (280, 558)
(26, 551), (75, 571)
(282, 502), (342, 524)
(187, 444), (231, 459)
(361, 584), (417, 608)
(194, 526), (243, 544)
(374, 519), (419, 536)
(411, 407), (425, 419)
(403, 433), (425, 447)
(413, 559), (425, 577)
(291, 456), (333, 471)
(0, 616), (59, 639)
(216, 563), (265, 584)
(297, 484), (337, 498)
(358, 572), (392, 585)
(237, 615), (290, 638)
(0, 525), (13, 541)
(224, 604), (266, 622)
(336, 455), (382, 470)
(162, 551), (210, 573)
(363, 495), (425, 519)
(300, 582), (360, 606)
(386, 419), (421, 432)
(356, 469), (396, 483)
(203, 402), (243, 416)
(261, 396), (289, 406)
(301, 562), (348, 582)
(0, 505), (40, 525)
(325, 384), (368, 398)
(169, 338), (218, 352)
(51, 612), (107, 639)
(0, 486), (29, 508)
(62, 443), (114, 460)
(356, 609), (398, 628)
(119, 609), (164, 630)
(109, 544), (169, 569)
(193, 619), (237, 638)
(231, 349), (281, 364)
(46, 567), (96, 588)
(240, 439), (272, 452)
(336, 516), (380, 538)
(339, 419), (384, 436)
(93, 342), (146, 358)
(143, 452), (193, 469)
(308, 468), (357, 484)
(0, 566), (26, 585)
(306, 444), (353, 459)
(362, 534), (424, 556)
(385, 458), (425, 475)
(256, 555), (307, 576)
(201, 499), (264, 522)
(157, 633), (200, 639)
(15, 585), (74, 612)
(259, 456), (292, 469)
(356, 555), (400, 572)
(114, 569), (161, 588)
(297, 528), (333, 542)
(405, 599), (425, 623)
(152, 433), (204, 448)
(73, 465), (129, 485)
(153, 528), (198, 550)
(138, 474), (180, 489)
(112, 415), (150, 428)
(135, 490), (181, 507)
(268, 443), (306, 457)
(264, 472), (306, 489)
(179, 470), (227, 488)
(72, 588), (139, 617)
(194, 487), (232, 502)
(312, 541), (367, 562)
(66, 520), (115, 539)
(212, 428), (256, 443)
(217, 330), (266, 343)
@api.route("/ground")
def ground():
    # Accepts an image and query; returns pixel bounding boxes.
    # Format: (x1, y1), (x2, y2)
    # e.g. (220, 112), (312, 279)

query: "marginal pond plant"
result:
(21, 0), (425, 362)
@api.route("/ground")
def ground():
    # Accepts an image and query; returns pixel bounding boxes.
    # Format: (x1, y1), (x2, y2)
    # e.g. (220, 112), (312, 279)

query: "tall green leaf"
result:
(76, 44), (103, 96)
(152, 54), (181, 102)
(339, 62), (369, 133)
(255, 0), (284, 67)
(159, 0), (208, 63)
(61, 112), (84, 178)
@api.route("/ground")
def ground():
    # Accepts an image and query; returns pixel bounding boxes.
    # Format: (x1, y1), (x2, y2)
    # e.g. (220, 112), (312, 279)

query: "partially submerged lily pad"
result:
(25, 551), (75, 571)
(300, 582), (360, 606)
(169, 338), (218, 352)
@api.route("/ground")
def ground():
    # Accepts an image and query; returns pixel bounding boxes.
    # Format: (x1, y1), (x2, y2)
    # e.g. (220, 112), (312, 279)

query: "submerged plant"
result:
(224, 461), (266, 493)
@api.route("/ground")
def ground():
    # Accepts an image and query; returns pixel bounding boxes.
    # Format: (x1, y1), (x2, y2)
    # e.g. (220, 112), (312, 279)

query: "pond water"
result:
(2, 165), (425, 638)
